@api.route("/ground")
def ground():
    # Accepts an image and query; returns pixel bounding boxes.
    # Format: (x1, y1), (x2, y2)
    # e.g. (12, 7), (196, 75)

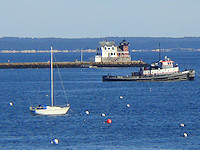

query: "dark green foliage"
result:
(0, 37), (200, 51)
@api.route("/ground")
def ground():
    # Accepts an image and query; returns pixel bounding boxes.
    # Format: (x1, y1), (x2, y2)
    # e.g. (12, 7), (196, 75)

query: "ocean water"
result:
(0, 51), (200, 150)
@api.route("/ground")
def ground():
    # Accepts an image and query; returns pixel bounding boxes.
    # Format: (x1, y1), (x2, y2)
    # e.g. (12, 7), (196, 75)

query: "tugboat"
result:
(102, 56), (195, 81)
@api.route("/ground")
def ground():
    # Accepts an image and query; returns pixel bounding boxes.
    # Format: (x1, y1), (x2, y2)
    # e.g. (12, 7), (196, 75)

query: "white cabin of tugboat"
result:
(141, 56), (179, 76)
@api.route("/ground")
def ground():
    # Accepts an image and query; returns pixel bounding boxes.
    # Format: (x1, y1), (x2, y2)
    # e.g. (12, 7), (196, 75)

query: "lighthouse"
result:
(95, 39), (131, 62)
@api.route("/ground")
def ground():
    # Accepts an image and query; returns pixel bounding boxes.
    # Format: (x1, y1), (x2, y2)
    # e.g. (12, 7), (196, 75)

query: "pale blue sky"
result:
(0, 0), (200, 38)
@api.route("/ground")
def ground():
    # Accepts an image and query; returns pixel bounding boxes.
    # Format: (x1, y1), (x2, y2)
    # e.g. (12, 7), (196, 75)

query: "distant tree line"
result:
(0, 37), (200, 51)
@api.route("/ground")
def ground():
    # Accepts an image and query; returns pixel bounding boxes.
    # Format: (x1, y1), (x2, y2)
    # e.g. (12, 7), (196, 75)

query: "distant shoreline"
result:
(0, 48), (199, 53)
(0, 49), (96, 53)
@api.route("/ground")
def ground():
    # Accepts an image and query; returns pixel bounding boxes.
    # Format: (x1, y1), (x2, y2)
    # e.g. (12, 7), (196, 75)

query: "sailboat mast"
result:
(51, 47), (54, 107)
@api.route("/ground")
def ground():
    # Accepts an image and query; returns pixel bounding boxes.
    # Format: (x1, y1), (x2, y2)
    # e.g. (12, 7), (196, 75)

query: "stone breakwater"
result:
(0, 61), (148, 69)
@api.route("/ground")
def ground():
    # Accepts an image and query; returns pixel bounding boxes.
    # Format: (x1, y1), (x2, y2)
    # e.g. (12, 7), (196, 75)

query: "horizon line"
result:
(1, 36), (200, 39)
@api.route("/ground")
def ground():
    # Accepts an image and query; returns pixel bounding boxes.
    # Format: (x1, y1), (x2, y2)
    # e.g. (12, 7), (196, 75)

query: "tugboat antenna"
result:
(159, 42), (161, 61)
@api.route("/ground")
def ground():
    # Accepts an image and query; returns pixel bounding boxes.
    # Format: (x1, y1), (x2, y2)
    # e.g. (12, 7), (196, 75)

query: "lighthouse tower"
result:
(118, 39), (130, 57)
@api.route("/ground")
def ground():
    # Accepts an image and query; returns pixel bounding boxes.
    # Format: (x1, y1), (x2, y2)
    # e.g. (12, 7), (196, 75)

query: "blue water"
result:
(0, 51), (200, 149)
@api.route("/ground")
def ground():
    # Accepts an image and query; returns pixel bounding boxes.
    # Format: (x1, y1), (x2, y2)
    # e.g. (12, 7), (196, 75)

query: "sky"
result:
(0, 0), (200, 38)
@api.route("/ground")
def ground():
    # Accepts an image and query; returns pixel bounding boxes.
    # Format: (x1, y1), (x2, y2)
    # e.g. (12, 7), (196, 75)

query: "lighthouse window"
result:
(105, 47), (107, 50)
(108, 47), (110, 50)
(112, 47), (114, 50)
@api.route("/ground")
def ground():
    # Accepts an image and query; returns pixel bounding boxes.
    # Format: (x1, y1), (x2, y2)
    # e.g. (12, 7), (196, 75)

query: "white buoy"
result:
(46, 94), (48, 97)
(86, 110), (89, 115)
(183, 133), (188, 137)
(126, 104), (131, 107)
(9, 102), (13, 106)
(101, 113), (106, 117)
(180, 123), (185, 127)
(51, 138), (59, 144)
(120, 96), (123, 99)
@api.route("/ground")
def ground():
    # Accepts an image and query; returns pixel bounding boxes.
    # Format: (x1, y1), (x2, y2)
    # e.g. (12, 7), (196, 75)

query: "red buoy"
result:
(106, 119), (112, 124)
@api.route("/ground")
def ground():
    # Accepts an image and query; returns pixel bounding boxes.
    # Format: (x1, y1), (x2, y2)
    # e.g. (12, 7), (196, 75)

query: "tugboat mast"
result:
(159, 42), (161, 61)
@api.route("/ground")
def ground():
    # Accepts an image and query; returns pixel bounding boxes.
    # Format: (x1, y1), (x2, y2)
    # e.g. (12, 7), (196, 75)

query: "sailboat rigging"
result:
(29, 47), (70, 115)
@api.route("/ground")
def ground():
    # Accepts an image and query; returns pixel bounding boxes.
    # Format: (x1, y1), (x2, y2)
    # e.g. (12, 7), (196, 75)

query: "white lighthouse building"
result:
(95, 39), (131, 62)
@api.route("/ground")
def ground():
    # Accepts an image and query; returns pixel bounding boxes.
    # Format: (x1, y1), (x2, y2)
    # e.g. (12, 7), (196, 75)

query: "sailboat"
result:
(29, 47), (70, 115)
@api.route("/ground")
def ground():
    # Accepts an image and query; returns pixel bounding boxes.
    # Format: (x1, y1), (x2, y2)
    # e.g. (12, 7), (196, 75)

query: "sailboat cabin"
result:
(95, 39), (131, 62)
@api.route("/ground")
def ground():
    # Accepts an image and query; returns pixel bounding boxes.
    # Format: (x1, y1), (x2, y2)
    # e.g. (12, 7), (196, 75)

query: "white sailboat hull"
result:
(30, 106), (70, 116)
